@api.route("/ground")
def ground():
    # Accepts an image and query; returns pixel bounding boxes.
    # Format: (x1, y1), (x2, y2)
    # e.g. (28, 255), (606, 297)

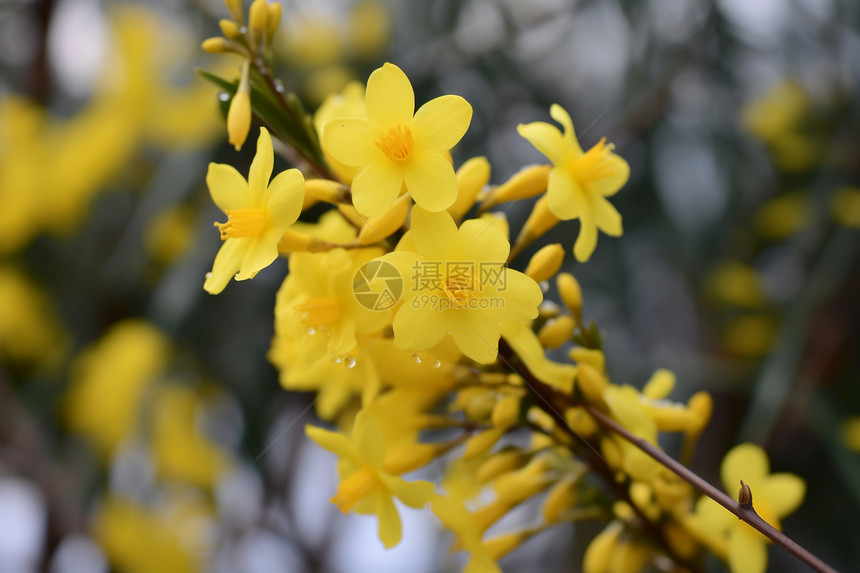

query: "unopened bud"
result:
(569, 347), (605, 372)
(525, 243), (565, 283)
(483, 164), (550, 211)
(336, 204), (366, 228)
(249, 0), (269, 35)
(224, 0), (244, 24)
(267, 2), (282, 40)
(277, 229), (316, 253)
(687, 391), (713, 434)
(542, 474), (580, 523)
(642, 368), (675, 400)
(513, 196), (559, 256)
(303, 179), (346, 209)
(202, 37), (230, 53)
(491, 395), (521, 428)
(557, 272), (582, 321)
(538, 315), (575, 349)
(357, 194), (410, 245)
(449, 156), (490, 222)
(583, 521), (623, 573)
(227, 62), (251, 151)
(219, 19), (241, 39)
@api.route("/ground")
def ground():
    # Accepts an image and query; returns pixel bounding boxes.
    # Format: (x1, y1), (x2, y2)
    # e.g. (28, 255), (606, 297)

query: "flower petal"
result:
(728, 526), (767, 573)
(305, 424), (357, 460)
(694, 496), (734, 534)
(375, 491), (402, 548)
(588, 154), (629, 197)
(352, 159), (404, 217)
(412, 95), (472, 152)
(206, 163), (249, 212)
(265, 168), (305, 229)
(457, 218), (509, 263)
(449, 312), (500, 364)
(353, 411), (386, 467)
(204, 238), (245, 294)
(592, 195), (622, 236)
(573, 214), (598, 263)
(517, 121), (566, 163)
(549, 104), (579, 149)
(402, 151), (458, 212)
(392, 302), (448, 351)
(248, 128), (274, 205)
(383, 475), (435, 509)
(546, 168), (583, 221)
(721, 443), (769, 495)
(322, 117), (379, 167)
(409, 207), (459, 260)
(237, 230), (280, 280)
(492, 270), (542, 322)
(366, 63), (414, 128)
(760, 473), (806, 517)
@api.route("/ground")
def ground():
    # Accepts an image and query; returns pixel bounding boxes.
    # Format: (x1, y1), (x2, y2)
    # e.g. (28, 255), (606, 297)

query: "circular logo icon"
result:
(353, 260), (403, 311)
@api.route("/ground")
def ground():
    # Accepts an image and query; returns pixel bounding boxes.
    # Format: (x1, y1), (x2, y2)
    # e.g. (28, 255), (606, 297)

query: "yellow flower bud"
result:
(494, 458), (555, 504)
(564, 407), (598, 437)
(583, 521), (622, 573)
(227, 62), (251, 151)
(577, 363), (608, 405)
(477, 449), (529, 483)
(267, 2), (282, 40)
(449, 156), (490, 222)
(491, 395), (521, 428)
(248, 0), (270, 40)
(202, 37), (230, 53)
(463, 427), (506, 460)
(302, 179), (346, 210)
(686, 390), (713, 435)
(356, 194), (410, 245)
(513, 196), (559, 256)
(525, 243), (565, 284)
(542, 474), (580, 523)
(223, 0), (244, 24)
(219, 19), (241, 39)
(569, 347), (605, 372)
(600, 437), (623, 470)
(629, 482), (660, 521)
(556, 272), (582, 321)
(538, 315), (574, 349)
(482, 529), (533, 560)
(336, 204), (366, 228)
(483, 164), (550, 211)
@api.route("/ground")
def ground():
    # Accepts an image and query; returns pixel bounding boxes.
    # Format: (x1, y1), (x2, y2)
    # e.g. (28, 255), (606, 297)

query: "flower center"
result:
(375, 123), (414, 162)
(442, 273), (482, 310)
(330, 466), (380, 514)
(216, 208), (266, 240)
(570, 137), (617, 185)
(293, 297), (343, 327)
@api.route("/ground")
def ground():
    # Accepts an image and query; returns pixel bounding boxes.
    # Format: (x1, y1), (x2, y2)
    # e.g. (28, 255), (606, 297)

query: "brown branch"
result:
(584, 405), (839, 573)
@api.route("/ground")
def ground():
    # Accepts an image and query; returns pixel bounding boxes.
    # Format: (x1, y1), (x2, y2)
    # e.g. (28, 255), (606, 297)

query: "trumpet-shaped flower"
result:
(517, 104), (629, 262)
(204, 127), (305, 294)
(322, 62), (472, 216)
(694, 443), (805, 573)
(381, 208), (542, 364)
(306, 411), (435, 547)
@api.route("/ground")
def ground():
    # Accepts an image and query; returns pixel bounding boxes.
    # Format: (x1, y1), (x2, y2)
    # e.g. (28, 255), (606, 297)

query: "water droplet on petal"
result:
(205, 272), (212, 279)
(540, 280), (550, 293)
(332, 355), (342, 364)
(219, 92), (229, 102)
(432, 359), (442, 369)
(345, 355), (356, 369)
(411, 353), (422, 365)
(306, 327), (316, 336)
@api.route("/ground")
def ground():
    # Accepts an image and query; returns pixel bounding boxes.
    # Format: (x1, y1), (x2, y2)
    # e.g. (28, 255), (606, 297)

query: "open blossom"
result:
(517, 104), (629, 262)
(322, 62), (472, 217)
(204, 127), (305, 294)
(306, 411), (435, 548)
(380, 207), (542, 364)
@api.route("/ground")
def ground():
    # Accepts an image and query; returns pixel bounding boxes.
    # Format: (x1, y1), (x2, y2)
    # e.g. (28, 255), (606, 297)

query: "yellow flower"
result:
(695, 443), (805, 573)
(277, 247), (390, 357)
(204, 127), (305, 294)
(517, 104), (629, 262)
(314, 81), (367, 184)
(306, 411), (435, 547)
(322, 62), (472, 216)
(381, 208), (542, 364)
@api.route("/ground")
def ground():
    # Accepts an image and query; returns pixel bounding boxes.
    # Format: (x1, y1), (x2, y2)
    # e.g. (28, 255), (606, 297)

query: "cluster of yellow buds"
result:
(196, 3), (809, 572)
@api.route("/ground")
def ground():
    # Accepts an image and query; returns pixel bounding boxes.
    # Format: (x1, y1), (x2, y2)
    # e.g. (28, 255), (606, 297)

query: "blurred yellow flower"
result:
(695, 443), (805, 573)
(323, 62), (472, 216)
(204, 127), (305, 294)
(0, 266), (66, 365)
(306, 411), (435, 547)
(517, 104), (629, 262)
